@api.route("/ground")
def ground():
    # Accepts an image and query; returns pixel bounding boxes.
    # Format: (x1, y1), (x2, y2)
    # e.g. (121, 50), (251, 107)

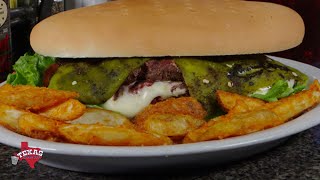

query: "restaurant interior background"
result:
(0, 0), (319, 82)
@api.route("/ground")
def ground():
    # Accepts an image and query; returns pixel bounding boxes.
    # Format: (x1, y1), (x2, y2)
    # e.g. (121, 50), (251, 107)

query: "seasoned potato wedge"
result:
(59, 124), (173, 146)
(265, 80), (320, 121)
(0, 103), (63, 141)
(18, 113), (63, 141)
(1, 80), (319, 146)
(137, 114), (205, 137)
(216, 90), (265, 112)
(184, 80), (320, 143)
(39, 99), (86, 121)
(135, 97), (207, 125)
(0, 84), (78, 111)
(0, 103), (25, 132)
(69, 108), (134, 128)
(184, 110), (281, 143)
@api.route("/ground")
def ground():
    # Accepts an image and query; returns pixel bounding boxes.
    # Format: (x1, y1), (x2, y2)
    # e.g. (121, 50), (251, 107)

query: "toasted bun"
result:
(30, 0), (305, 58)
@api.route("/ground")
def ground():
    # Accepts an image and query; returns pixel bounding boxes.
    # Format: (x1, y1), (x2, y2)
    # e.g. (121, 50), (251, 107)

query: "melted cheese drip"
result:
(103, 81), (186, 118)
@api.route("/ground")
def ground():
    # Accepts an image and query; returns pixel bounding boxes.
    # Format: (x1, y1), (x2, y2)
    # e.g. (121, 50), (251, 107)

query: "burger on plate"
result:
(7, 0), (307, 118)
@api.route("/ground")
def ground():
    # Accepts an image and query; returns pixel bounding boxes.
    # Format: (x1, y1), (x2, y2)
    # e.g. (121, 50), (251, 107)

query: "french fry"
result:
(0, 103), (64, 141)
(216, 90), (265, 112)
(0, 103), (25, 132)
(137, 114), (205, 137)
(59, 124), (173, 146)
(184, 80), (320, 143)
(1, 80), (319, 146)
(184, 110), (281, 143)
(265, 80), (320, 121)
(18, 113), (64, 141)
(0, 84), (78, 111)
(135, 97), (207, 126)
(69, 108), (134, 128)
(39, 99), (86, 121)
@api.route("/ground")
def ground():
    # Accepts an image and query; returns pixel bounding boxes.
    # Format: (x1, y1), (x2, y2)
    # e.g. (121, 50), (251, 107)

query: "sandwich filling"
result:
(103, 59), (188, 117)
(7, 54), (309, 118)
(104, 81), (187, 118)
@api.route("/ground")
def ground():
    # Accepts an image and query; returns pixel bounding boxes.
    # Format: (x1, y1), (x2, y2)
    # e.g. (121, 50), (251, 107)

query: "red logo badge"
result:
(12, 142), (43, 168)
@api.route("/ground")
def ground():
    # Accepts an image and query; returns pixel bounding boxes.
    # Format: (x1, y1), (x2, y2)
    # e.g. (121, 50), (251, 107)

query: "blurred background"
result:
(0, 0), (319, 82)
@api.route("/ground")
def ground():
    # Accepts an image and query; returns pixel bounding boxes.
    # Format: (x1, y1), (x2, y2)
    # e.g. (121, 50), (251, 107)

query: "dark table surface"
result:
(0, 124), (319, 179)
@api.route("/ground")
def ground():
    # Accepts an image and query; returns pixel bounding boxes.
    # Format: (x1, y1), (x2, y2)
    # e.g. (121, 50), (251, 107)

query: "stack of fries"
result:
(0, 80), (320, 146)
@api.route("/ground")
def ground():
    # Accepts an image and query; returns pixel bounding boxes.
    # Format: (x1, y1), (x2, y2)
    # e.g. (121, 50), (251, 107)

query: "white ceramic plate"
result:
(1, 56), (320, 173)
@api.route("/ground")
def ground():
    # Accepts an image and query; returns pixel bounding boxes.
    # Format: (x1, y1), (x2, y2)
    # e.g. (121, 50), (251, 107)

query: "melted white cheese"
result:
(253, 86), (271, 95)
(103, 81), (186, 118)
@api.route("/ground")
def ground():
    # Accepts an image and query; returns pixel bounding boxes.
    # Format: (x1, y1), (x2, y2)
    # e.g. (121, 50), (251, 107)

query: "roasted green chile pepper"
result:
(175, 55), (308, 117)
(48, 58), (148, 104)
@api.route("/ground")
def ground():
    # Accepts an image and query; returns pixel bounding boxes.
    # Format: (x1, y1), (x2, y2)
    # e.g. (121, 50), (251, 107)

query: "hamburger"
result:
(7, 0), (307, 118)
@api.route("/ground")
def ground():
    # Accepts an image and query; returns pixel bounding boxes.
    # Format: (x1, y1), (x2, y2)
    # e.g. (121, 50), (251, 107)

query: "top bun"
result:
(30, 0), (305, 58)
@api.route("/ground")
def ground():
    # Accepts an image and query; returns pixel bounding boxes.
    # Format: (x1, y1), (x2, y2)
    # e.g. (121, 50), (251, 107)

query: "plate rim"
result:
(1, 55), (320, 157)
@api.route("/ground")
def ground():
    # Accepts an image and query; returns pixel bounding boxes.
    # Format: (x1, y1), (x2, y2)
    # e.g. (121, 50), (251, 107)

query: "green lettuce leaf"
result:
(7, 53), (55, 86)
(251, 80), (307, 102)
